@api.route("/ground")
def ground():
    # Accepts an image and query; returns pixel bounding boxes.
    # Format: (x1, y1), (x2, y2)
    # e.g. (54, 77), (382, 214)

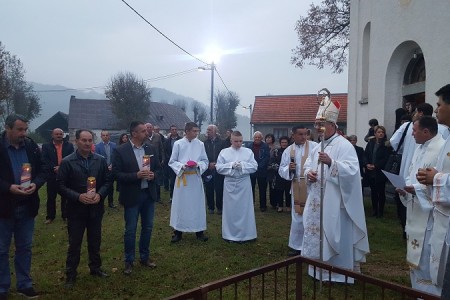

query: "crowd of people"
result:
(2, 84), (450, 298)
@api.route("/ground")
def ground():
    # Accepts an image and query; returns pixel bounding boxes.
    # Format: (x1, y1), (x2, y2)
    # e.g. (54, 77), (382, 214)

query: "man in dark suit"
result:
(0, 114), (47, 299)
(41, 128), (74, 223)
(203, 124), (226, 214)
(57, 129), (112, 288)
(248, 131), (270, 212)
(113, 121), (161, 275)
(95, 130), (117, 208)
(145, 123), (165, 202)
(164, 125), (182, 201)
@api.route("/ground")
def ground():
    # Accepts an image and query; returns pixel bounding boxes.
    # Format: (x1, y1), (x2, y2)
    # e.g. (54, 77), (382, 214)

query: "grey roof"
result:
(68, 96), (191, 130)
(36, 111), (69, 132)
(146, 102), (191, 129)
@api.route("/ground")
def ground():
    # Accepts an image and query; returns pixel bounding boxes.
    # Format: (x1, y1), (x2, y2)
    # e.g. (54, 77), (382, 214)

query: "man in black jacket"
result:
(248, 131), (270, 212)
(164, 125), (182, 200)
(0, 114), (47, 299)
(113, 121), (160, 275)
(41, 128), (74, 223)
(203, 125), (226, 214)
(57, 129), (112, 288)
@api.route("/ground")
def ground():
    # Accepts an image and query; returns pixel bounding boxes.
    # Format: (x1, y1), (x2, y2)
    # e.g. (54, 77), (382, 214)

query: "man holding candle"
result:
(0, 114), (47, 299)
(113, 121), (160, 275)
(57, 129), (112, 288)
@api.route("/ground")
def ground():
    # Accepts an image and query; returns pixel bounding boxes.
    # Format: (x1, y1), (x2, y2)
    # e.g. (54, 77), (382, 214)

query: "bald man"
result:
(41, 128), (74, 223)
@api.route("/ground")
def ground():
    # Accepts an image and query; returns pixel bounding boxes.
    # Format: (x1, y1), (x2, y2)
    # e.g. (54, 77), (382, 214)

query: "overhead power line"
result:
(120, 1), (239, 106)
(35, 68), (200, 93)
(120, 0), (207, 65)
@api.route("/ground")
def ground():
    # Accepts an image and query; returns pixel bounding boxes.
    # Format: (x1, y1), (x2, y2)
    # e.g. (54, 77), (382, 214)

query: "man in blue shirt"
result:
(95, 130), (117, 208)
(0, 114), (47, 299)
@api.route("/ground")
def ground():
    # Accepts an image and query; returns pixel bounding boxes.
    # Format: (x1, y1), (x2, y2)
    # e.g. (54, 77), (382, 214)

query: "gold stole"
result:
(291, 142), (309, 215)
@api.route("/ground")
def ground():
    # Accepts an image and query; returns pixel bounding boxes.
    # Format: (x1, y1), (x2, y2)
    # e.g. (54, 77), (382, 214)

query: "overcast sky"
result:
(1, 0), (348, 115)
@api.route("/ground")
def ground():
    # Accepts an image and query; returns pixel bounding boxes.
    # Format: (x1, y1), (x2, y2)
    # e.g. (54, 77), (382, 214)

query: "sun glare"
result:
(203, 45), (222, 63)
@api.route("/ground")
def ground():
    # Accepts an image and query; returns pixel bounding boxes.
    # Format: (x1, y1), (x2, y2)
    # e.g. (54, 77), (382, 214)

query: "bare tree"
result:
(291, 0), (350, 73)
(0, 41), (41, 126)
(191, 100), (207, 131)
(214, 90), (239, 134)
(172, 99), (187, 112)
(105, 72), (151, 129)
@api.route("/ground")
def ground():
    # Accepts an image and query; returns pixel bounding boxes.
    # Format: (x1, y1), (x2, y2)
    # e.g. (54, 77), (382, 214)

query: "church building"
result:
(347, 0), (450, 140)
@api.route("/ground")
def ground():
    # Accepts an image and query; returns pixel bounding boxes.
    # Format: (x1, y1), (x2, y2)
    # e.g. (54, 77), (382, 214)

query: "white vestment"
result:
(216, 147), (258, 241)
(401, 134), (444, 296)
(391, 122), (449, 181)
(279, 141), (318, 251)
(302, 134), (370, 283)
(169, 137), (209, 232)
(420, 129), (450, 290)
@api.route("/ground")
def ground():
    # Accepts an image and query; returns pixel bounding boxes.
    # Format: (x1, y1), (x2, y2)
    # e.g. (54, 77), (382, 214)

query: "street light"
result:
(198, 63), (215, 124)
(242, 104), (253, 139)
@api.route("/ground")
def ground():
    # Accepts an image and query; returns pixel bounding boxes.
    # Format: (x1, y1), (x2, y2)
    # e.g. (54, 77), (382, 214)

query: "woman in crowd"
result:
(119, 133), (129, 145)
(265, 133), (278, 209)
(271, 136), (291, 212)
(364, 125), (391, 218)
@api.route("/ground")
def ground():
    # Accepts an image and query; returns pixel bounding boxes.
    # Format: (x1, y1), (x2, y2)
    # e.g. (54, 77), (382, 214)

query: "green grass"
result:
(6, 187), (410, 299)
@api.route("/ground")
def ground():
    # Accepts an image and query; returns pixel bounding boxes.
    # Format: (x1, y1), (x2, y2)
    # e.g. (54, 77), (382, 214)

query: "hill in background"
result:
(30, 82), (251, 138)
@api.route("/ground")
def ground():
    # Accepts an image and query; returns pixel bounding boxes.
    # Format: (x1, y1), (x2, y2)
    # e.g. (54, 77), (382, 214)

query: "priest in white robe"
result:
(216, 131), (258, 242)
(417, 84), (450, 295)
(169, 122), (209, 243)
(279, 126), (317, 256)
(396, 116), (444, 296)
(303, 93), (369, 283)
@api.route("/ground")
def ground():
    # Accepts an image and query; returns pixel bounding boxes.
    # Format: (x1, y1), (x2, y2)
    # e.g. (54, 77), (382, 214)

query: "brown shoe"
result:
(285, 207), (292, 212)
(44, 219), (53, 225)
(140, 259), (157, 268)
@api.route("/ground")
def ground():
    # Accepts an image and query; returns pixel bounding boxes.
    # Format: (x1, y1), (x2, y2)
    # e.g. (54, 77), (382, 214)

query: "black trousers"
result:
(168, 168), (176, 198)
(106, 186), (114, 206)
(274, 187), (291, 208)
(250, 176), (267, 209)
(46, 177), (67, 220)
(163, 165), (170, 191)
(66, 213), (103, 278)
(205, 174), (224, 211)
(369, 179), (386, 217)
(394, 193), (406, 230)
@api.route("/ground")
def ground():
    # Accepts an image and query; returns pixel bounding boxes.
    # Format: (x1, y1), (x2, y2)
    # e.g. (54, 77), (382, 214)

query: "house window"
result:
(273, 128), (289, 141)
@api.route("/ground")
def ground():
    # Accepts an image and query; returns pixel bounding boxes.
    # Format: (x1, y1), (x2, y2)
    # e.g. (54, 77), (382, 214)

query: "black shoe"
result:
(260, 207), (267, 212)
(171, 234), (182, 243)
(90, 269), (109, 278)
(64, 277), (76, 289)
(16, 287), (38, 299)
(140, 259), (157, 268)
(108, 204), (117, 208)
(217, 210), (222, 215)
(0, 292), (7, 300)
(287, 250), (301, 257)
(196, 233), (209, 242)
(123, 262), (133, 275)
